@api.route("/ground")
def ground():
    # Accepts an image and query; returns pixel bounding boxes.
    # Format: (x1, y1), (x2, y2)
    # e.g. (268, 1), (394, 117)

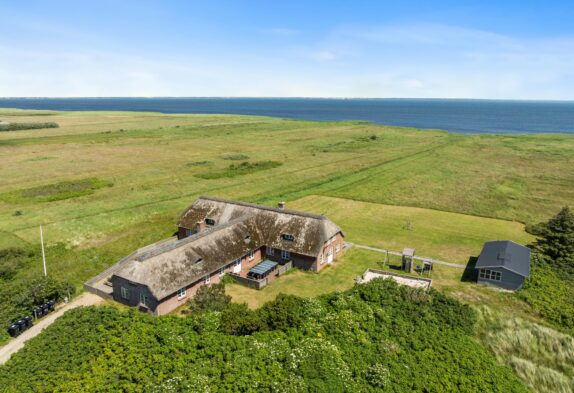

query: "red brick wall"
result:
(155, 247), (263, 315)
(316, 232), (345, 272)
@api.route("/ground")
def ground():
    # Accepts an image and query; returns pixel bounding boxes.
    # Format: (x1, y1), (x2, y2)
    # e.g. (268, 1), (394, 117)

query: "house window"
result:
(219, 267), (225, 277)
(234, 259), (241, 267)
(320, 253), (324, 265)
(205, 218), (216, 226)
(266, 246), (275, 256)
(139, 292), (149, 306)
(282, 234), (295, 241)
(185, 228), (193, 237)
(282, 250), (290, 260)
(177, 287), (187, 299)
(248, 251), (255, 260)
(204, 275), (211, 284)
(335, 243), (341, 253)
(479, 269), (501, 281)
(121, 287), (130, 300)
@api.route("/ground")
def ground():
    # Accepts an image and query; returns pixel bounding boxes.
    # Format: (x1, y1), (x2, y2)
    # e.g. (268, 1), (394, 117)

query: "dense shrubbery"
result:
(0, 177), (113, 203)
(0, 122), (59, 131)
(528, 206), (574, 277)
(188, 282), (231, 313)
(0, 247), (75, 342)
(0, 279), (526, 392)
(519, 265), (574, 335)
(196, 160), (282, 179)
(520, 206), (574, 334)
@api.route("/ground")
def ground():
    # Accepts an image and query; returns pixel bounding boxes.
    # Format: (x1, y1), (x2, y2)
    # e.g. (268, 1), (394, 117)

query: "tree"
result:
(188, 282), (231, 313)
(219, 303), (267, 335)
(530, 206), (574, 274)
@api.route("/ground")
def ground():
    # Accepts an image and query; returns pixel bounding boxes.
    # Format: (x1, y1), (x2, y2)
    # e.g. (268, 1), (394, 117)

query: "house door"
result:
(233, 259), (241, 274)
(327, 247), (334, 263)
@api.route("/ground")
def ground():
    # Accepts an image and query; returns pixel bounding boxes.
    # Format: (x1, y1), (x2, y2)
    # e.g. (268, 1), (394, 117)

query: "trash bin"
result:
(16, 319), (27, 332)
(7, 324), (20, 337)
(23, 316), (33, 328)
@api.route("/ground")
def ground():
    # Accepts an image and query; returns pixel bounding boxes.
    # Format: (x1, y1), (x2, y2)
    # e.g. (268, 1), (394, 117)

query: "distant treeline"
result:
(0, 122), (59, 131)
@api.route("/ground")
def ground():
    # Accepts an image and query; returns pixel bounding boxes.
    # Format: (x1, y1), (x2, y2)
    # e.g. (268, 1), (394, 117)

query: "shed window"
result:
(120, 286), (130, 300)
(479, 269), (501, 281)
(266, 246), (275, 256)
(282, 250), (290, 260)
(205, 218), (216, 226)
(178, 287), (187, 299)
(282, 234), (295, 241)
(139, 293), (149, 306)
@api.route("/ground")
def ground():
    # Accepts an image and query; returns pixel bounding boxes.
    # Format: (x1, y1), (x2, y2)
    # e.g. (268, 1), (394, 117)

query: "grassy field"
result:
(1, 109), (572, 252)
(0, 107), (569, 293)
(1, 108), (573, 391)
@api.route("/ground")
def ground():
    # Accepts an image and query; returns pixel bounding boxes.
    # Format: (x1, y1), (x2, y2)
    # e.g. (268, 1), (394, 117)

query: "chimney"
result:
(277, 201), (286, 210)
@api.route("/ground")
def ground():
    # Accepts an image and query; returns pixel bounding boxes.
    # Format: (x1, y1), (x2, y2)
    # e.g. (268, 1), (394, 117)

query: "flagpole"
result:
(40, 225), (47, 276)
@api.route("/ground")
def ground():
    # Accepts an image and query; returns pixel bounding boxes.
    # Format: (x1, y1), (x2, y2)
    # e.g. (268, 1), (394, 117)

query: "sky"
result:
(1, 0), (573, 99)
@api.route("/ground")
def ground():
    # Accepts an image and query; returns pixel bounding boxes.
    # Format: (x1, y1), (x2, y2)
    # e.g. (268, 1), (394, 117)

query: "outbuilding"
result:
(475, 240), (530, 290)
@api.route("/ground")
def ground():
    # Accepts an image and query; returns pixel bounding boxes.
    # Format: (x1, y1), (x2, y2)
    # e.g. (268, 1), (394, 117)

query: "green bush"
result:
(188, 282), (231, 313)
(0, 122), (59, 131)
(0, 279), (528, 392)
(0, 177), (113, 203)
(195, 161), (282, 179)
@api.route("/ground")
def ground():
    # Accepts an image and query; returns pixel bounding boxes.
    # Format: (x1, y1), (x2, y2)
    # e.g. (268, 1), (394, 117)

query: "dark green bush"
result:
(188, 282), (231, 313)
(0, 279), (528, 392)
(0, 122), (59, 131)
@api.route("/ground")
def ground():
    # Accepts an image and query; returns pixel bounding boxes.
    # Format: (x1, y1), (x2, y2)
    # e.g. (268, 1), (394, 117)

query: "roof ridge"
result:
(198, 195), (327, 220)
(137, 213), (254, 262)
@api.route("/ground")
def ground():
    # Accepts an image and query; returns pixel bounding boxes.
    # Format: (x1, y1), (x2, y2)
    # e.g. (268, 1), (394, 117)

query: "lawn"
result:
(0, 108), (568, 297)
(289, 195), (534, 263)
(226, 195), (535, 317)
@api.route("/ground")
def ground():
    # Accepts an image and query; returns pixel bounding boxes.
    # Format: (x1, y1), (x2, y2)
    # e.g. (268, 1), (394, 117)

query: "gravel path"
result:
(0, 292), (103, 365)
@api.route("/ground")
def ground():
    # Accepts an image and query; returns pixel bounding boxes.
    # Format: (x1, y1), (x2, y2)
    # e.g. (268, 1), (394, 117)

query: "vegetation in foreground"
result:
(0, 279), (527, 393)
(477, 306), (574, 393)
(520, 207), (574, 335)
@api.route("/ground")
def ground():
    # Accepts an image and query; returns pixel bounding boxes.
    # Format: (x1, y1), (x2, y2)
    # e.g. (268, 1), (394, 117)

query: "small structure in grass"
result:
(358, 269), (432, 290)
(475, 240), (530, 290)
(402, 248), (415, 273)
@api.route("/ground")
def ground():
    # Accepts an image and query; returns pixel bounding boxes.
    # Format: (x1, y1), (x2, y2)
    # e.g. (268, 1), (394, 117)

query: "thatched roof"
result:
(113, 197), (343, 300)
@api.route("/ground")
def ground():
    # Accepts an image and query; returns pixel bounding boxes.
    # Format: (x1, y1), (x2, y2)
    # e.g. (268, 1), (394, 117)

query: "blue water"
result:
(0, 98), (573, 134)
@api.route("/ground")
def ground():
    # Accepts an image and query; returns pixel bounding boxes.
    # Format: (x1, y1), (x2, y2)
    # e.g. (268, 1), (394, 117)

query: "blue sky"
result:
(1, 0), (573, 99)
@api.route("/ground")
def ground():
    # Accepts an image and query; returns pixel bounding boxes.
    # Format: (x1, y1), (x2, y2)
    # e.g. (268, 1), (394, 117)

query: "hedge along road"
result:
(0, 292), (103, 365)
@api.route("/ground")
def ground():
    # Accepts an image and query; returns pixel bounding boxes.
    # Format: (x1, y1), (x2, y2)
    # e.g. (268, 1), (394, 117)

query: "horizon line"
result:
(1, 96), (574, 103)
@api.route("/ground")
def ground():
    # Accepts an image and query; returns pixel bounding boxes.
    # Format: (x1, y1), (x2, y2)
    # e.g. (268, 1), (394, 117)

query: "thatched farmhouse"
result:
(86, 197), (345, 315)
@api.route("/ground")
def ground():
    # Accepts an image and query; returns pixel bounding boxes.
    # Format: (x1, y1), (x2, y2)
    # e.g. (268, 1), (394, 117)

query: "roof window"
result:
(282, 234), (295, 241)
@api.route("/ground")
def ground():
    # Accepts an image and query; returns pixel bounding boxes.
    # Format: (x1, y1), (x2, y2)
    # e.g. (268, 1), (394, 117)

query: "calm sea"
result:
(0, 98), (573, 134)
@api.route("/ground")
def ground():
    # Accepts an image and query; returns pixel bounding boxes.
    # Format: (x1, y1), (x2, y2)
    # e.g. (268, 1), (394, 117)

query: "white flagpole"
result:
(40, 225), (47, 276)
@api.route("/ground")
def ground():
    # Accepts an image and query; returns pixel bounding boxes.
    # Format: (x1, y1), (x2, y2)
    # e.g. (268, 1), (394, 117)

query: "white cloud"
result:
(0, 23), (573, 99)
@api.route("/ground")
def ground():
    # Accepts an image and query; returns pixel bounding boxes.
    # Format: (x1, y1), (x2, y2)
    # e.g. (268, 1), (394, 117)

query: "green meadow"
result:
(1, 109), (573, 391)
